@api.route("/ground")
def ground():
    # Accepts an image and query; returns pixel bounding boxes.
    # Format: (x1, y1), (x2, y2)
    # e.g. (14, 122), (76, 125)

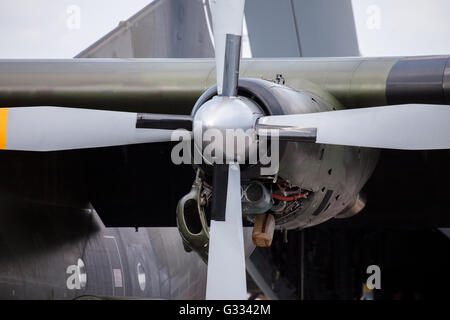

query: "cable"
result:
(271, 192), (307, 202)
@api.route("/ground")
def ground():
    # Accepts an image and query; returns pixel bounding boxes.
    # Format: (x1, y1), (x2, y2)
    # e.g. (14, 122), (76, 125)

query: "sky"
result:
(0, 0), (449, 58)
(352, 0), (450, 56)
(0, 0), (150, 58)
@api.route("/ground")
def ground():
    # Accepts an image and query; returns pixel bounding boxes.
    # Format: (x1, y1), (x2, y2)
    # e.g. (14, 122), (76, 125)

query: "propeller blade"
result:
(0, 107), (191, 151)
(206, 163), (247, 300)
(209, 0), (245, 95)
(257, 104), (450, 150)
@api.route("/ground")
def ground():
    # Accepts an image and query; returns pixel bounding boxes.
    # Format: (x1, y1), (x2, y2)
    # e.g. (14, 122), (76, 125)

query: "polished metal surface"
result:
(192, 95), (263, 164)
(241, 182), (272, 214)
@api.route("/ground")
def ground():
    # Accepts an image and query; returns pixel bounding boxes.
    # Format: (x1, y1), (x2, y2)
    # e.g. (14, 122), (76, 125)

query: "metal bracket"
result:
(176, 170), (210, 263)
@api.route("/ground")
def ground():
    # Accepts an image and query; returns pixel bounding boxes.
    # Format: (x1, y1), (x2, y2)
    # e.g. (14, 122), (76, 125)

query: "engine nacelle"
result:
(190, 78), (378, 231)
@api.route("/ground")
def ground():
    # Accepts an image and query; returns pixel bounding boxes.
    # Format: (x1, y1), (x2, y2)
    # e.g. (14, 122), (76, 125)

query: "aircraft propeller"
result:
(204, 0), (247, 300)
(256, 104), (450, 150)
(0, 0), (449, 302)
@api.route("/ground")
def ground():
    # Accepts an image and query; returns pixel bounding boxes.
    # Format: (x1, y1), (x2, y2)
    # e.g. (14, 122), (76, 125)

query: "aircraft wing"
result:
(0, 0), (448, 231)
(0, 56), (448, 112)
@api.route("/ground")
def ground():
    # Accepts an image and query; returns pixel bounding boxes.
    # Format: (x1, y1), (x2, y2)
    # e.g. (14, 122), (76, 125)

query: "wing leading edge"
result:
(0, 56), (449, 112)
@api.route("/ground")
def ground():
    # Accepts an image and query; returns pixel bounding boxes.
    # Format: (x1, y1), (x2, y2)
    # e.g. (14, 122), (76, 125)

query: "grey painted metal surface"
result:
(245, 258), (279, 300)
(206, 163), (247, 300)
(76, 0), (360, 59)
(258, 104), (450, 150)
(77, 0), (214, 59)
(245, 0), (360, 57)
(222, 34), (242, 97)
(5, 107), (174, 151)
(0, 197), (207, 299)
(292, 0), (360, 57)
(244, 0), (301, 57)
